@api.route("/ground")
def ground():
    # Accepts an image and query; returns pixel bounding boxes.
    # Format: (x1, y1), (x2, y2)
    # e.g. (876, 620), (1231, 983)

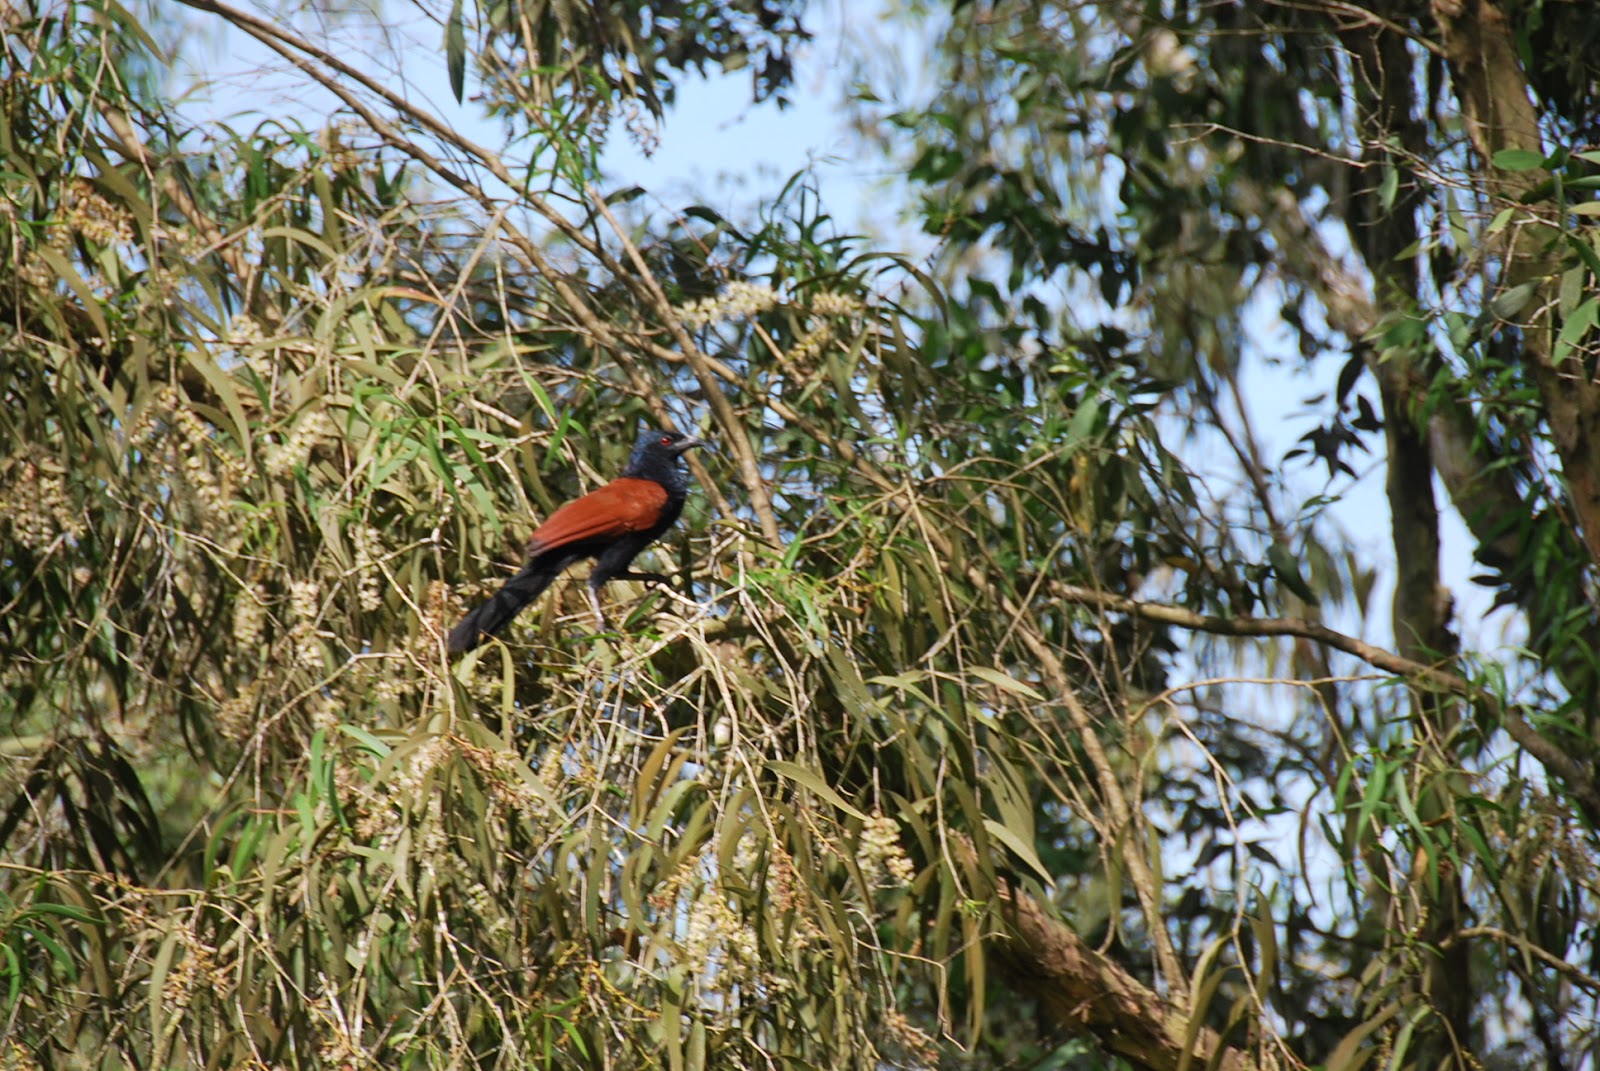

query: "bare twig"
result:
(1047, 581), (1600, 820)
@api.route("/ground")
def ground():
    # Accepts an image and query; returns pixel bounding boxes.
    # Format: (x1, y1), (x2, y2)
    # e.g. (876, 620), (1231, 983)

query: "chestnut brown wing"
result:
(525, 477), (669, 555)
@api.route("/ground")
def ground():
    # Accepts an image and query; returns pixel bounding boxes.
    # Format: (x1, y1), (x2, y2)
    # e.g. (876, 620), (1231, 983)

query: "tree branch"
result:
(1047, 581), (1600, 821)
(1431, 0), (1600, 569)
(947, 834), (1260, 1071)
(979, 574), (1192, 1001)
(171, 0), (772, 531)
(587, 188), (783, 545)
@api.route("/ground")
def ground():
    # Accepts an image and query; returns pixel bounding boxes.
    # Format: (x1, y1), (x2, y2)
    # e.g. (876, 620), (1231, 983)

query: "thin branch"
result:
(173, 0), (787, 535)
(1445, 927), (1600, 992)
(587, 188), (783, 545)
(1047, 581), (1600, 821)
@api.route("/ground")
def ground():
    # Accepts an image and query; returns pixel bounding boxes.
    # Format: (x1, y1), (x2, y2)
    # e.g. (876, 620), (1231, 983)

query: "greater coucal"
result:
(447, 429), (708, 653)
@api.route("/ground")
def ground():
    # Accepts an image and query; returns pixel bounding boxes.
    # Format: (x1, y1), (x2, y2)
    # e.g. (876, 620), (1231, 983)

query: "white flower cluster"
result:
(676, 281), (781, 328)
(310, 981), (375, 1071)
(857, 813), (915, 888)
(677, 283), (866, 380)
(376, 744), (454, 862)
(7, 180), (128, 292)
(174, 403), (230, 515)
(391, 736), (451, 800)
(159, 933), (216, 1016)
(787, 325), (833, 369)
(730, 834), (820, 954)
(537, 742), (567, 788)
(458, 880), (512, 938)
(232, 583), (267, 649)
(351, 524), (384, 613)
(368, 667), (412, 707)
(61, 179), (135, 249)
(0, 453), (85, 554)
(288, 579), (323, 672)
(682, 889), (761, 992)
(808, 291), (863, 317)
(214, 687), (259, 744)
(128, 387), (246, 519)
(307, 695), (340, 735)
(267, 408), (340, 478)
(10, 180), (135, 292)
(227, 315), (265, 347)
(459, 740), (550, 823)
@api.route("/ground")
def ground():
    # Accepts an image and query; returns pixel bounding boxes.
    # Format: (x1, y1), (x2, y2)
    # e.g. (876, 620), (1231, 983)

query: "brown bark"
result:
(1338, 18), (1470, 1062)
(1237, 180), (1532, 577)
(991, 878), (1260, 1071)
(945, 829), (1261, 1071)
(1432, 0), (1600, 567)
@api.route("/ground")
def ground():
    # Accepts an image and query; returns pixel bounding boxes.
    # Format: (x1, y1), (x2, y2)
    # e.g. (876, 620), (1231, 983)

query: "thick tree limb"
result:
(1431, 0), (1600, 568)
(990, 873), (1259, 1071)
(943, 834), (1260, 1071)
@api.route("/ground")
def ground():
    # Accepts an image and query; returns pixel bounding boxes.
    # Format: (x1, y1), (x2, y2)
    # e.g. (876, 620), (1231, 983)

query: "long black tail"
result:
(447, 560), (558, 653)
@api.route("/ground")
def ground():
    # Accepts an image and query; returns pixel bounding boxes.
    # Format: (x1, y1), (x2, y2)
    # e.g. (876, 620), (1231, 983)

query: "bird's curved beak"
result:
(675, 436), (713, 455)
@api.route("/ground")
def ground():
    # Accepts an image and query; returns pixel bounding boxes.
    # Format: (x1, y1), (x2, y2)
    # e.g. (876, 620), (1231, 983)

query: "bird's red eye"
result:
(660, 435), (672, 445)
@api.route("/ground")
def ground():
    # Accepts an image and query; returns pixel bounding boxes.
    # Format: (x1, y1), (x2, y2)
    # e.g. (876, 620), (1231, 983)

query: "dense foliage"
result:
(3, 0), (1599, 1069)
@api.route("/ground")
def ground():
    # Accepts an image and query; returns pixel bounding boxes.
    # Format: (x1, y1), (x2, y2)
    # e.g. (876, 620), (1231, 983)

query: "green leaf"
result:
(2, 943), (21, 1009)
(1267, 541), (1319, 606)
(334, 723), (393, 758)
(1385, 1005), (1432, 1071)
(968, 666), (1044, 702)
(1554, 297), (1599, 364)
(1354, 758), (1389, 850)
(1560, 266), (1588, 318)
(1061, 394), (1102, 456)
(981, 818), (1054, 885)
(447, 0), (467, 104)
(1566, 232), (1600, 278)
(148, 929), (182, 1047)
(1489, 280), (1539, 320)
(1378, 162), (1399, 211)
(33, 247), (110, 340)
(1326, 1001), (1401, 1071)
(1492, 148), (1545, 172)
(768, 761), (869, 821)
(23, 903), (101, 924)
(1457, 814), (1502, 885)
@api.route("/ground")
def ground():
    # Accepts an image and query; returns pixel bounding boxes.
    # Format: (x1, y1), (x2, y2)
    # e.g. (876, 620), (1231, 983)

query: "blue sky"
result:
(175, 0), (909, 234)
(160, 0), (1552, 947)
(171, 0), (1519, 662)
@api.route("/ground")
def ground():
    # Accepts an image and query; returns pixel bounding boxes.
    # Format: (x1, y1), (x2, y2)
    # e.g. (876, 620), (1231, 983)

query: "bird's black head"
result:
(624, 428), (709, 486)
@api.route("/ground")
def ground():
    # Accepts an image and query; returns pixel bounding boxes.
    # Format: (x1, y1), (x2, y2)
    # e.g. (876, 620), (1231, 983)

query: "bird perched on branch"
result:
(447, 429), (709, 653)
